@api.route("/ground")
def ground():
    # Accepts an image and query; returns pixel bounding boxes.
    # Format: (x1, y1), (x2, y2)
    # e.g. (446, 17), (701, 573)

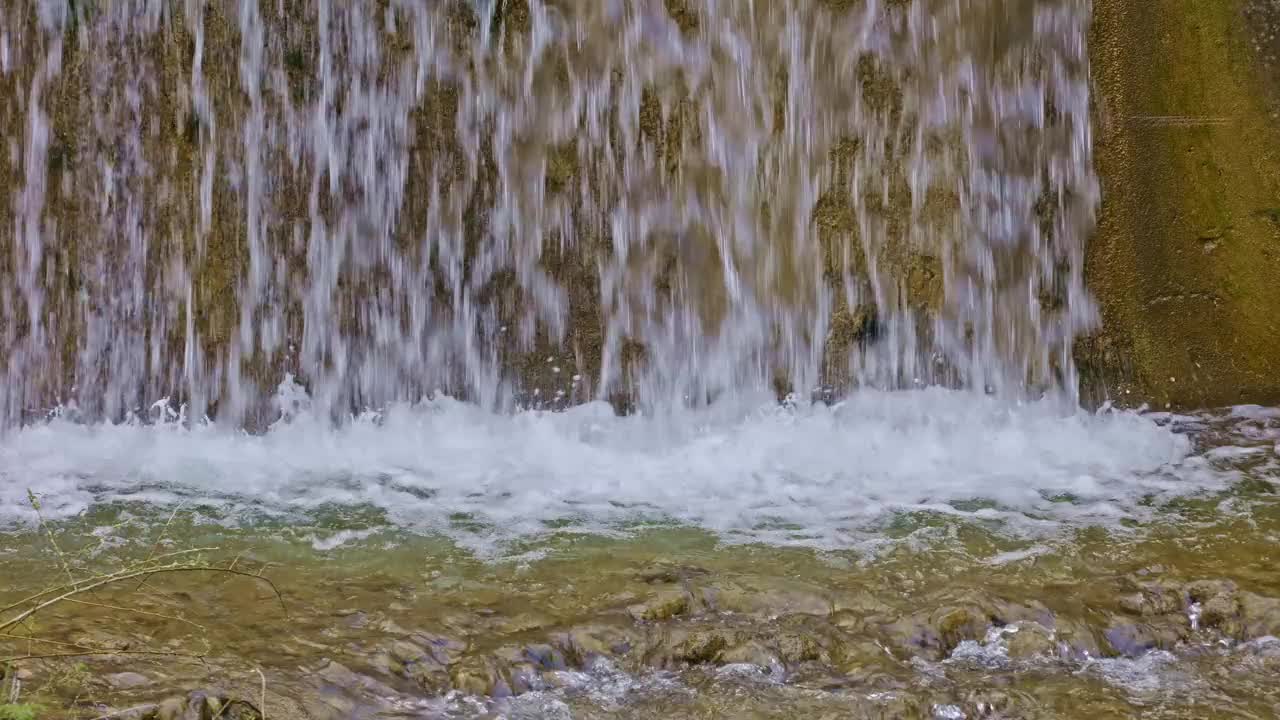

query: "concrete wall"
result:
(1083, 0), (1280, 409)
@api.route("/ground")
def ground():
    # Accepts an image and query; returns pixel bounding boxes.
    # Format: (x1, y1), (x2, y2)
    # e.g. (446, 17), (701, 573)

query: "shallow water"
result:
(1, 393), (1279, 718)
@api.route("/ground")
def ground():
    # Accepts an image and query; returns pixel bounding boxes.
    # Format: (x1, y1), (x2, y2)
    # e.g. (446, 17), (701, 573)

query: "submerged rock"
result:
(628, 588), (696, 621)
(105, 672), (153, 690)
(96, 692), (262, 720)
(1004, 623), (1056, 659)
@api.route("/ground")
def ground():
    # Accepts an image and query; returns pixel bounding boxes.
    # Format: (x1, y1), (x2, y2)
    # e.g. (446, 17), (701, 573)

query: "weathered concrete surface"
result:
(1084, 0), (1280, 409)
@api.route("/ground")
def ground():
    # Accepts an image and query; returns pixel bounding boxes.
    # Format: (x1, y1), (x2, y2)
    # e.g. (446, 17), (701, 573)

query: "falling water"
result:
(10, 9), (1280, 716)
(0, 0), (1097, 427)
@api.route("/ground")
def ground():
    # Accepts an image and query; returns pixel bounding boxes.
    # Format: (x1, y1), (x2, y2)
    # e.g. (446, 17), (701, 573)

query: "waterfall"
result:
(0, 0), (1098, 428)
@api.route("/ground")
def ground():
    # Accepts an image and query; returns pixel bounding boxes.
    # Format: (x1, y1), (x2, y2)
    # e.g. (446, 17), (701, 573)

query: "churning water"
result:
(0, 0), (1267, 547)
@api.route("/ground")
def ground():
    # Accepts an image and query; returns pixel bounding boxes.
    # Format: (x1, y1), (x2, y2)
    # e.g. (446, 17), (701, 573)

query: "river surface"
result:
(1, 396), (1279, 718)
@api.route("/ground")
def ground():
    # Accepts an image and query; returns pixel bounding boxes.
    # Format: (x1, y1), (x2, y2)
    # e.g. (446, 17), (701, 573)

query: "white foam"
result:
(303, 528), (381, 551)
(0, 387), (1249, 553)
(1231, 405), (1280, 421)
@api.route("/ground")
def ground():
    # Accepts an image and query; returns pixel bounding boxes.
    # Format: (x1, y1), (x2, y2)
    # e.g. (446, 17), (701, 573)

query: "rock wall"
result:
(1083, 0), (1280, 409)
(3, 0), (1097, 425)
(4, 0), (1276, 418)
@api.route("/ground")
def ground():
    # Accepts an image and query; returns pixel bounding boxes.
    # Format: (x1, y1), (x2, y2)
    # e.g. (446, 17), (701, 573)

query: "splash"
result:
(2, 377), (1245, 554)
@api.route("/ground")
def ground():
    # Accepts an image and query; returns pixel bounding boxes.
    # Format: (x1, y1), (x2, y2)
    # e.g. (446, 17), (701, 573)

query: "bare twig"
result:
(256, 666), (267, 720)
(227, 548), (252, 573)
(27, 489), (76, 586)
(1, 649), (211, 664)
(72, 517), (137, 563)
(0, 526), (282, 718)
(1, 564), (287, 633)
(145, 503), (185, 564)
(0, 547), (218, 620)
(135, 503), (186, 594)
(62, 597), (207, 632)
(0, 632), (100, 652)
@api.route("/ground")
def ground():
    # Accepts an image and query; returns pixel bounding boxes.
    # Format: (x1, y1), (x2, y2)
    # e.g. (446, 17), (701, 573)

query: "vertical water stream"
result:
(0, 0), (1097, 427)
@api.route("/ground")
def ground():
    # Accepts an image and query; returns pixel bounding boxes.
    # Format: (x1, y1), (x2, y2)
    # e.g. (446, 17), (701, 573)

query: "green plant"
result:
(0, 703), (42, 720)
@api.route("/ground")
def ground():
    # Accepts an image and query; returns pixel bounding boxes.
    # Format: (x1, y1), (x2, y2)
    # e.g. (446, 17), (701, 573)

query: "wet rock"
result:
(848, 692), (926, 719)
(180, 692), (215, 720)
(490, 644), (553, 694)
(448, 656), (495, 696)
(1104, 623), (1160, 657)
(521, 643), (569, 671)
(1051, 619), (1103, 660)
(387, 639), (425, 664)
(1005, 623), (1056, 659)
(298, 692), (357, 720)
(933, 607), (987, 650)
(201, 699), (263, 720)
(786, 663), (854, 691)
(710, 579), (833, 617)
(720, 640), (779, 670)
(316, 659), (400, 698)
(883, 601), (1011, 659)
(831, 590), (896, 619)
(221, 703), (264, 720)
(882, 616), (944, 658)
(832, 638), (900, 678)
(637, 563), (710, 584)
(1201, 592), (1244, 637)
(552, 622), (637, 665)
(645, 626), (737, 668)
(105, 672), (152, 690)
(628, 588), (695, 621)
(962, 689), (1019, 716)
(385, 631), (466, 673)
(493, 611), (556, 634)
(368, 649), (404, 678)
(505, 661), (543, 694)
(1104, 615), (1186, 657)
(381, 631), (459, 692)
(831, 608), (873, 635)
(1187, 579), (1237, 605)
(149, 698), (188, 720)
(107, 693), (262, 720)
(1186, 580), (1248, 638)
(93, 704), (160, 720)
(1239, 592), (1280, 638)
(774, 630), (831, 666)
(985, 598), (1054, 629)
(1118, 585), (1184, 616)
(403, 659), (451, 695)
(672, 628), (736, 665)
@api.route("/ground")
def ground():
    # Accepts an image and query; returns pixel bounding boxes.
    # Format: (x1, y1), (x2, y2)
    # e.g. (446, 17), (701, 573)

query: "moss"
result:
(544, 141), (578, 195)
(662, 0), (699, 34)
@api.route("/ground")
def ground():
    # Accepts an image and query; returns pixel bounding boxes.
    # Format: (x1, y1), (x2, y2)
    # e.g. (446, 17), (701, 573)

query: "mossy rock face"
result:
(1084, 0), (1280, 409)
